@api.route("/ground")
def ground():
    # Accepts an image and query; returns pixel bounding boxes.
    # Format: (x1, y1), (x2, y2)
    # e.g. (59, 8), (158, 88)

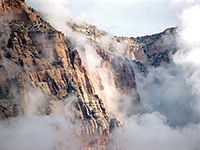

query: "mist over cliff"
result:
(0, 0), (200, 150)
(113, 2), (200, 150)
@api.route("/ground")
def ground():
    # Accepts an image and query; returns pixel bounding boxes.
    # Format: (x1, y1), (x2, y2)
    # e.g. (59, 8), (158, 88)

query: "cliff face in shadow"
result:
(0, 0), (176, 149)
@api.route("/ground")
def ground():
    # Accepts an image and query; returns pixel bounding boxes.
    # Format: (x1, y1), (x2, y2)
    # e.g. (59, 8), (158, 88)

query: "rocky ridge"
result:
(0, 0), (176, 149)
(0, 0), (120, 149)
(71, 23), (176, 117)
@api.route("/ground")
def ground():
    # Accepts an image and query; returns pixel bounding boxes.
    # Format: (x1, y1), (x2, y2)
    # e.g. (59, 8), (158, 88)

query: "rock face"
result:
(0, 0), (176, 149)
(71, 23), (176, 117)
(0, 0), (120, 149)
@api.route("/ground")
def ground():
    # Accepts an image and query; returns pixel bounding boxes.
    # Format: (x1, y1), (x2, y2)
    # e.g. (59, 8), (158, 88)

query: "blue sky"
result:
(27, 0), (194, 37)
(68, 0), (178, 37)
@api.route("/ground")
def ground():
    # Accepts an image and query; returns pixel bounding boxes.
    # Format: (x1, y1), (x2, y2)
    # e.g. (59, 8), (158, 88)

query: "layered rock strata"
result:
(0, 0), (120, 149)
(0, 0), (176, 149)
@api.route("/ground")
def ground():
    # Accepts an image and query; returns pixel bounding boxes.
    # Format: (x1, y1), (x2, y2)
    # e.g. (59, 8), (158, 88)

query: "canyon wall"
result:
(0, 0), (176, 149)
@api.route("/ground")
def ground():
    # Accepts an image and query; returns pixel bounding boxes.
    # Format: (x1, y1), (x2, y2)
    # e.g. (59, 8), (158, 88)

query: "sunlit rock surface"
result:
(0, 0), (176, 149)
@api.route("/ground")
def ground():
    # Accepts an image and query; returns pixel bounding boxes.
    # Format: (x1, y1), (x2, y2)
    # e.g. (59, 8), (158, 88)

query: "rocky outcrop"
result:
(71, 24), (176, 117)
(71, 23), (176, 69)
(0, 0), (176, 149)
(0, 0), (120, 149)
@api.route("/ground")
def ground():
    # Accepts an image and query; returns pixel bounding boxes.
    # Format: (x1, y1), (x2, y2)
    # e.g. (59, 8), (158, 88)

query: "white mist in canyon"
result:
(113, 1), (200, 150)
(0, 88), (80, 150)
(1, 0), (200, 150)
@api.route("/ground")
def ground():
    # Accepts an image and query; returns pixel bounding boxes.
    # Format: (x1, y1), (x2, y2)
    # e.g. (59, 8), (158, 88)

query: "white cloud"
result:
(0, 115), (79, 150)
(113, 113), (200, 150)
(26, 0), (72, 33)
(11, 1), (200, 149)
(68, 0), (177, 36)
(26, 0), (177, 36)
(112, 1), (200, 149)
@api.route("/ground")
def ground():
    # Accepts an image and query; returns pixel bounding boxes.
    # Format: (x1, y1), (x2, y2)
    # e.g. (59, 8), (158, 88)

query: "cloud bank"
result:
(0, 115), (79, 150)
(113, 112), (200, 150)
(1, 0), (200, 149)
(112, 1), (200, 149)
(0, 90), (80, 150)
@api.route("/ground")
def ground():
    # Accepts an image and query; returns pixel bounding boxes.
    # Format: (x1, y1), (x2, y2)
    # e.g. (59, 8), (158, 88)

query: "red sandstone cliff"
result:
(0, 0), (120, 149)
(0, 0), (176, 149)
